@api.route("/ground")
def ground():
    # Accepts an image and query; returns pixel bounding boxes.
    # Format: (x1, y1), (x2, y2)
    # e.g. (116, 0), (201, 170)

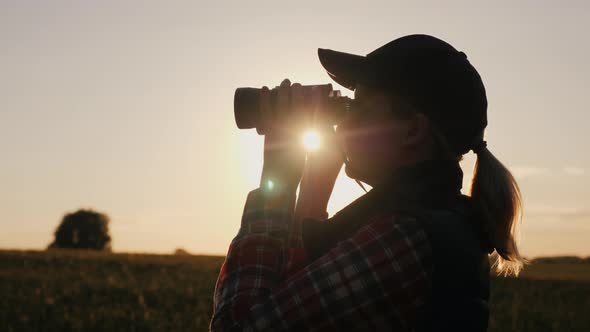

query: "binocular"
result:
(234, 84), (353, 135)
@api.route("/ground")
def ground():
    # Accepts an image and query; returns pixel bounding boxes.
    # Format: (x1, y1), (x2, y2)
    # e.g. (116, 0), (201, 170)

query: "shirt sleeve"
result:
(210, 188), (433, 331)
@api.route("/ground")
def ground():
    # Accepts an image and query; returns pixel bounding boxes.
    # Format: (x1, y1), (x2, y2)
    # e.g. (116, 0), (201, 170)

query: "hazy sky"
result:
(1, 1), (589, 257)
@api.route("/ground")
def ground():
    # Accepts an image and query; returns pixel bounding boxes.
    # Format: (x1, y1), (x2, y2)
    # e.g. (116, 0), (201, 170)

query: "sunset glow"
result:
(1, 2), (588, 258)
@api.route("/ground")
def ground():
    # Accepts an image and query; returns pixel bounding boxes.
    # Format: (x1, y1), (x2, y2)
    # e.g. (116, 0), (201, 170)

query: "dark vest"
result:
(302, 160), (492, 332)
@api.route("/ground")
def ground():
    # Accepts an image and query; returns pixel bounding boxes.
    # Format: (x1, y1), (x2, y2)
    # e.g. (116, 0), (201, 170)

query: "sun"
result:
(302, 130), (321, 152)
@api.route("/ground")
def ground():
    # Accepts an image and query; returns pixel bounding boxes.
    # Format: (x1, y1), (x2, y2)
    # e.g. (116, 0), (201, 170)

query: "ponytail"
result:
(470, 146), (526, 276)
(404, 105), (526, 276)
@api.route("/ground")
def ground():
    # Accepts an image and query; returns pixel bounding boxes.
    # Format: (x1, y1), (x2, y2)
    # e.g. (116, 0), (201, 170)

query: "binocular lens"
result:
(234, 88), (261, 130)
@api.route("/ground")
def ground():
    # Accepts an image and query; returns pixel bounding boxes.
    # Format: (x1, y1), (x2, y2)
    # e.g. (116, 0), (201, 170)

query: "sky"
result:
(1, 1), (589, 257)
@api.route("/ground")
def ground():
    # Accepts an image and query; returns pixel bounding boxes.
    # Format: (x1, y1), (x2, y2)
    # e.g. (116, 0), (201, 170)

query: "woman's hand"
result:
(259, 79), (307, 195)
(259, 78), (344, 213)
(295, 125), (344, 219)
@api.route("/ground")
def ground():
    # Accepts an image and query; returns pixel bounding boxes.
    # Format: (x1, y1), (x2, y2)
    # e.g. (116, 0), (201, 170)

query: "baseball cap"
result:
(317, 34), (487, 155)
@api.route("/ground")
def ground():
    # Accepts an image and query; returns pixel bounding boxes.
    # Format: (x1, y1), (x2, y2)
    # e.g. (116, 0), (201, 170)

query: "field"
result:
(1, 250), (589, 331)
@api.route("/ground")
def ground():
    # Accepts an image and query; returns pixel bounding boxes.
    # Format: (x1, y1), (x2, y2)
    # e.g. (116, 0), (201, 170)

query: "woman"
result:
(210, 34), (524, 331)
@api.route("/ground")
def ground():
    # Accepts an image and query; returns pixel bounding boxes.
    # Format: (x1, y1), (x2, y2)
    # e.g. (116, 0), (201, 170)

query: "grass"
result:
(1, 250), (589, 331)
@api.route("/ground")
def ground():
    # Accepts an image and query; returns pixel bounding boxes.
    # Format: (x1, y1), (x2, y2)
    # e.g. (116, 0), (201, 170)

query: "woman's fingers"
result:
(259, 86), (271, 134)
(262, 79), (306, 180)
(276, 79), (291, 132)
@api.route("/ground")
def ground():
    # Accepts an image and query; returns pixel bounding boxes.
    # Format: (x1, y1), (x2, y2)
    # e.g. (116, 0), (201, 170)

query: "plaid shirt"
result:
(210, 187), (433, 331)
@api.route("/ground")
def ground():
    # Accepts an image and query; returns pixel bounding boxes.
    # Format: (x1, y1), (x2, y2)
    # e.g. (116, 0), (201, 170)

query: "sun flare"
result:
(302, 130), (321, 152)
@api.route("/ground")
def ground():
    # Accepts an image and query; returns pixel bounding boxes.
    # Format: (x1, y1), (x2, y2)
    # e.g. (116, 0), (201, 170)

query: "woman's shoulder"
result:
(364, 212), (430, 243)
(302, 210), (433, 264)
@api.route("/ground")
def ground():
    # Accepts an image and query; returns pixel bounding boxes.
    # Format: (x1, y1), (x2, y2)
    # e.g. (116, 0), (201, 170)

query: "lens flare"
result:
(303, 130), (321, 152)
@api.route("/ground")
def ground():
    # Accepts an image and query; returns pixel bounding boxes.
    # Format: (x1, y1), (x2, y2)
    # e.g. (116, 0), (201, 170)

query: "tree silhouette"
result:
(174, 248), (191, 256)
(48, 209), (112, 251)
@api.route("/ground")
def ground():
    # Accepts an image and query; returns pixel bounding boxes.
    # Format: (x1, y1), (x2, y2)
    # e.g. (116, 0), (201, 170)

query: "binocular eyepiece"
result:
(234, 84), (352, 135)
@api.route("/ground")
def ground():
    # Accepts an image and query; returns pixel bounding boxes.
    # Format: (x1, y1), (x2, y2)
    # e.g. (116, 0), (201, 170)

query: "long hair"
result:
(392, 92), (526, 276)
(424, 116), (525, 276)
(470, 146), (526, 276)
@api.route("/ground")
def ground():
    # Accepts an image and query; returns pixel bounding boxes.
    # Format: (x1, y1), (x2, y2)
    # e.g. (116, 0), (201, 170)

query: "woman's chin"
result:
(344, 162), (379, 187)
(344, 163), (362, 181)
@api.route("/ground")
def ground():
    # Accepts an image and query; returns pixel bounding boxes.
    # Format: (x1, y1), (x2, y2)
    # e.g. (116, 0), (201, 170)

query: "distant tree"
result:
(174, 248), (191, 256)
(48, 209), (112, 251)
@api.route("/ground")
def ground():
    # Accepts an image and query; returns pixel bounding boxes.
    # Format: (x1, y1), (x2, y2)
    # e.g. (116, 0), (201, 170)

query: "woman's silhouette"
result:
(210, 34), (524, 331)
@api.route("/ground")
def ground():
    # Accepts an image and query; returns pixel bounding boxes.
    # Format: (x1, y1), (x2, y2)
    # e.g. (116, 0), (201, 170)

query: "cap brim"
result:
(318, 48), (367, 91)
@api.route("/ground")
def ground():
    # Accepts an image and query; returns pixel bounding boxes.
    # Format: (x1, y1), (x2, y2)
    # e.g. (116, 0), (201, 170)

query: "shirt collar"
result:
(368, 158), (464, 210)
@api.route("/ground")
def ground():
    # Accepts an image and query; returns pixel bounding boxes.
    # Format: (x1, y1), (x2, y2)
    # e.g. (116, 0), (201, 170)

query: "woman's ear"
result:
(402, 113), (431, 148)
